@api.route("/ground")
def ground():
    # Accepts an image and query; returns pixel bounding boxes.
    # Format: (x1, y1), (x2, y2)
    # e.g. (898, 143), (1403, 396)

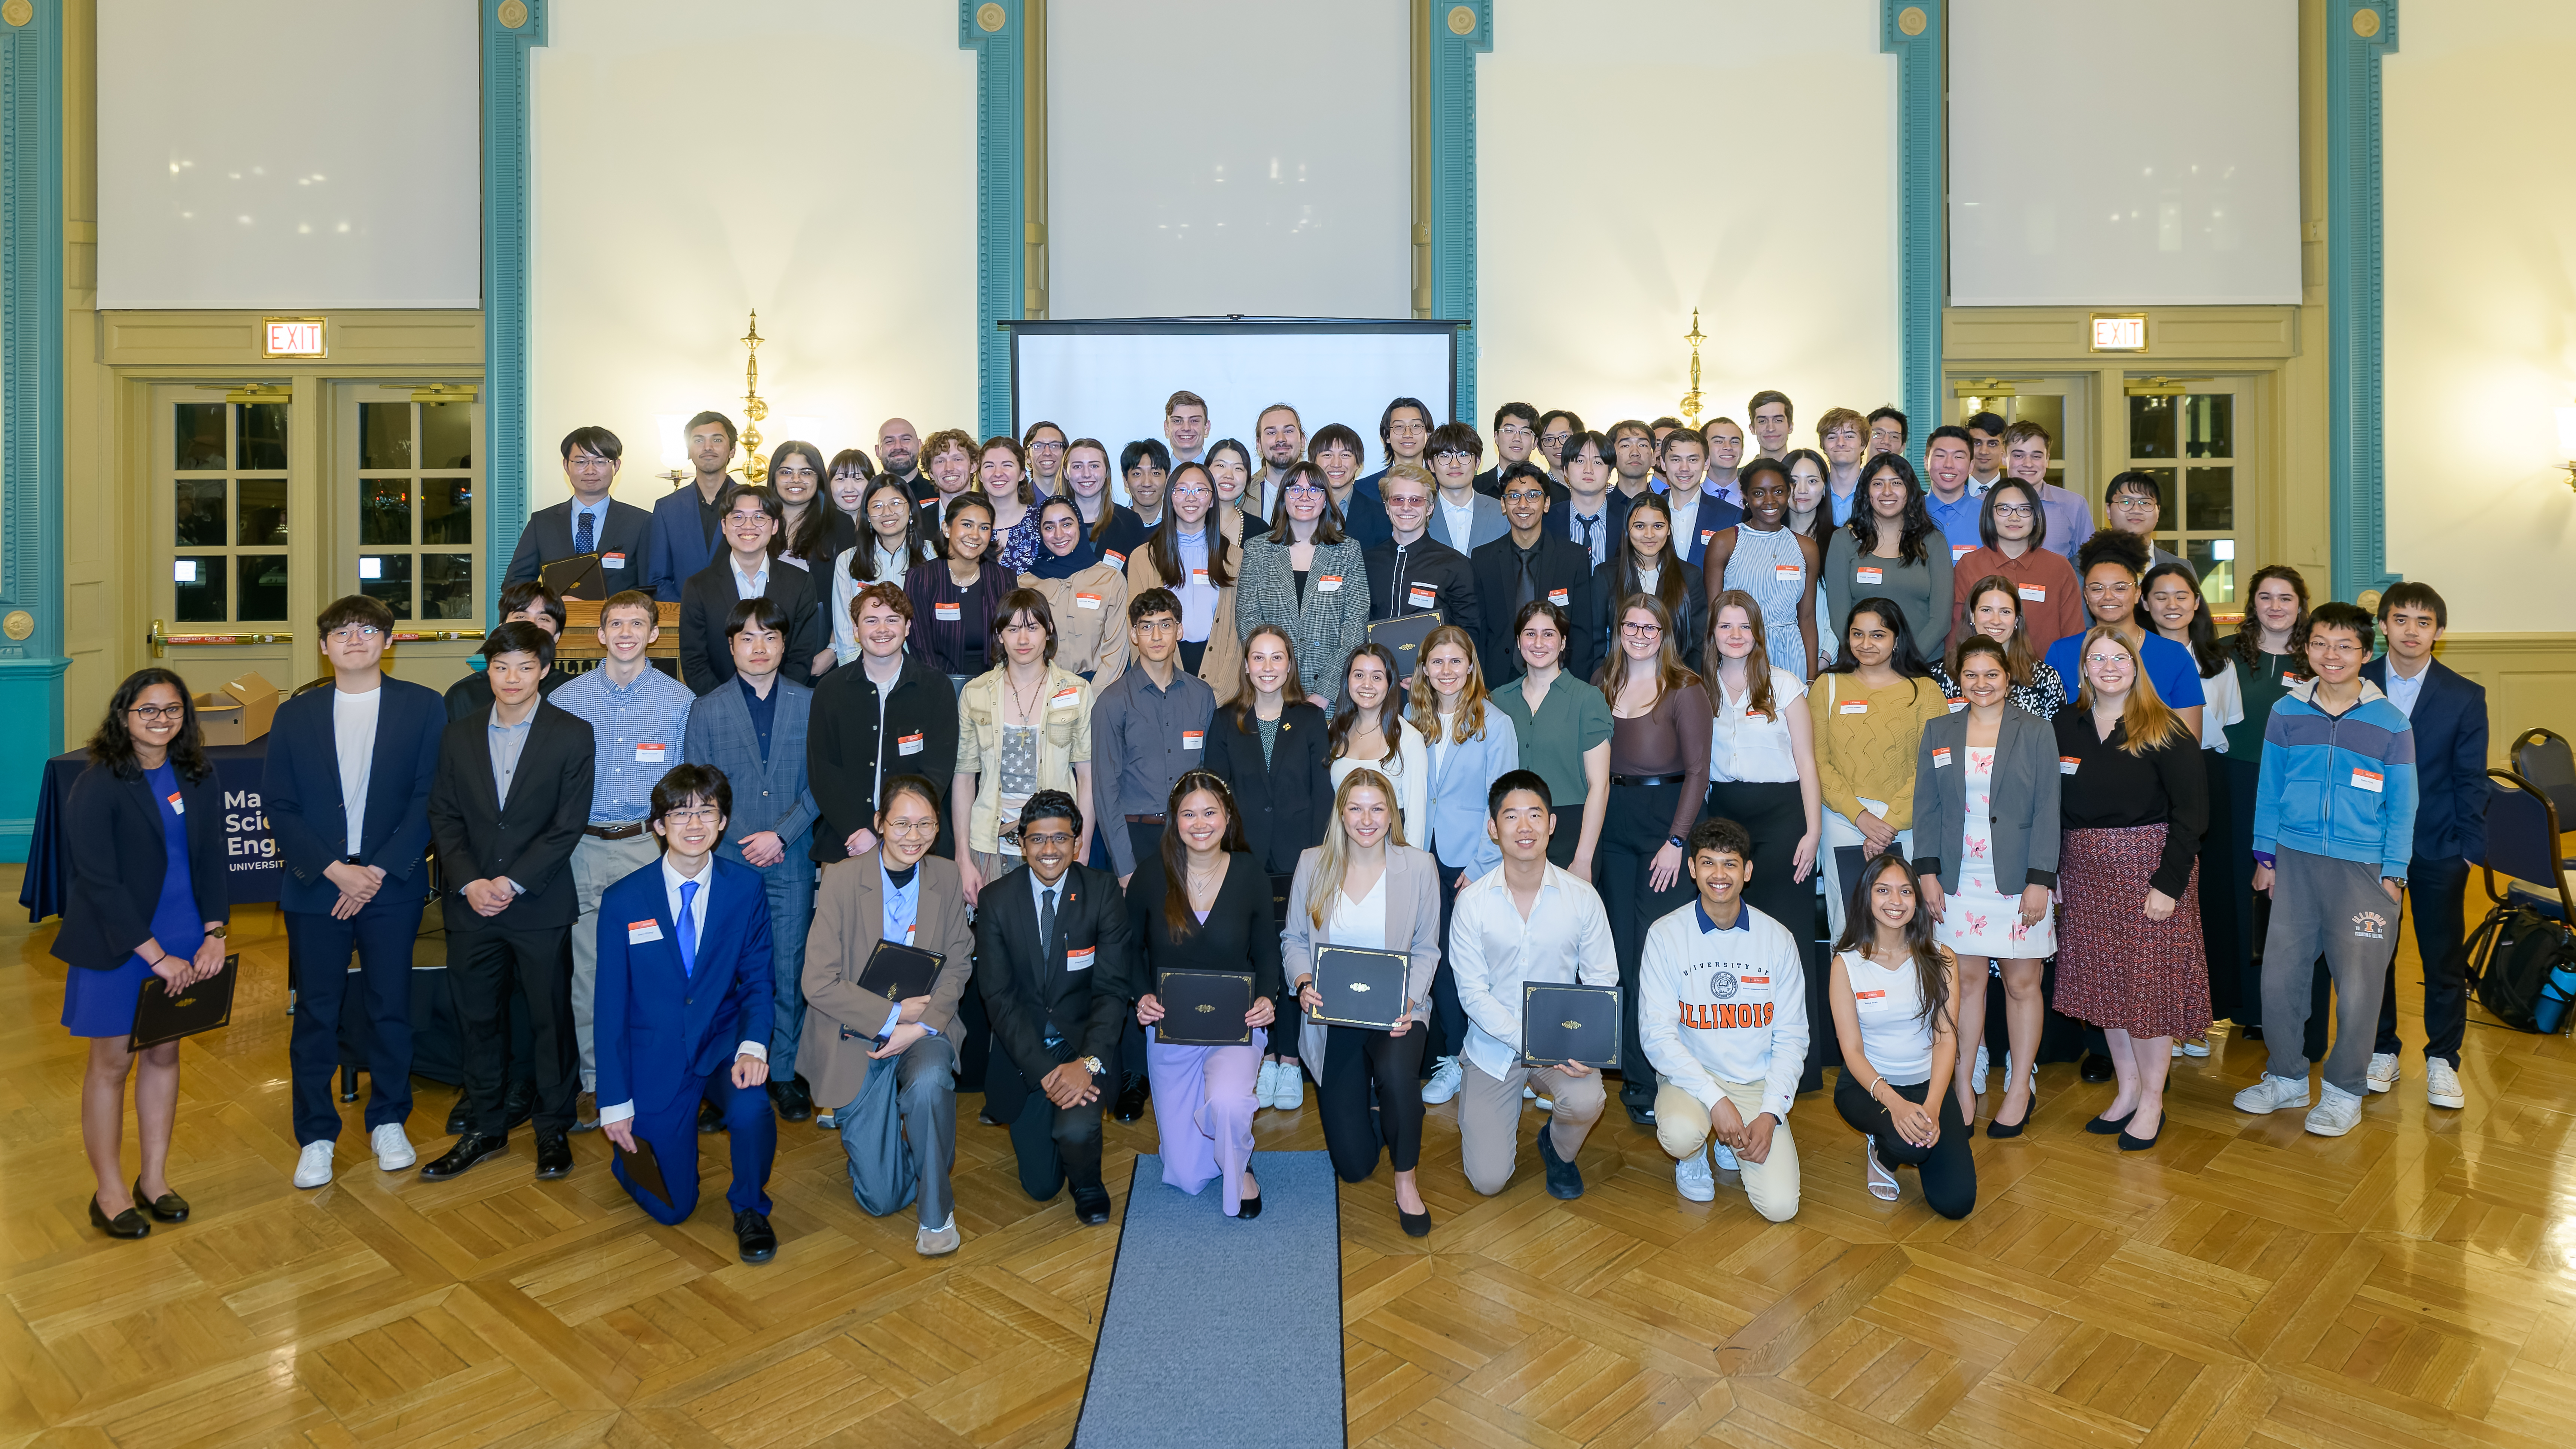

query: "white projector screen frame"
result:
(1947, 0), (2300, 307)
(1010, 323), (1459, 488)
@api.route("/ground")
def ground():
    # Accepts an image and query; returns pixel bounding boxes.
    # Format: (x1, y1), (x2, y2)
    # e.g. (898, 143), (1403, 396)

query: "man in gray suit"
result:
(1425, 421), (1509, 554)
(683, 596), (824, 1121)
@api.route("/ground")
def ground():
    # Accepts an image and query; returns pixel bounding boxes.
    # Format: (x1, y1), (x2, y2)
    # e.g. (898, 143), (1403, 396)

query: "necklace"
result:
(1187, 856), (1225, 897)
(1007, 670), (1043, 722)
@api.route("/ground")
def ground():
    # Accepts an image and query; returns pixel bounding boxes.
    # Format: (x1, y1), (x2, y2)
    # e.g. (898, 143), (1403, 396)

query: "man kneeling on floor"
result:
(595, 762), (781, 1263)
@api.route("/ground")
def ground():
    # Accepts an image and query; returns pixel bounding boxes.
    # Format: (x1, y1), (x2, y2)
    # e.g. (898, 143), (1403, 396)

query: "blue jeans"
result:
(721, 839), (815, 1080)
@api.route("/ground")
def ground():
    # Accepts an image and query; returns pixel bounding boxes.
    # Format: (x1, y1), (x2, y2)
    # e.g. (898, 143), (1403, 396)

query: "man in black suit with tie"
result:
(1472, 463), (1602, 684)
(503, 426), (654, 595)
(421, 621), (598, 1182)
(973, 788), (1135, 1224)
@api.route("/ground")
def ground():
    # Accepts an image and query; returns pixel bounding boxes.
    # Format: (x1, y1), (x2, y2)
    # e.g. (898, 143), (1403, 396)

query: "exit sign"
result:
(2089, 313), (2148, 352)
(261, 317), (327, 357)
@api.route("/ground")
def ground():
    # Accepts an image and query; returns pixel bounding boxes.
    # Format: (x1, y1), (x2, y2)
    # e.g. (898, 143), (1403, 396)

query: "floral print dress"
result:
(1934, 746), (2056, 960)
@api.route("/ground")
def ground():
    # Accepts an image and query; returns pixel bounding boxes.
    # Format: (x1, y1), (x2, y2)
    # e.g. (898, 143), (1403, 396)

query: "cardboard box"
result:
(194, 670), (281, 745)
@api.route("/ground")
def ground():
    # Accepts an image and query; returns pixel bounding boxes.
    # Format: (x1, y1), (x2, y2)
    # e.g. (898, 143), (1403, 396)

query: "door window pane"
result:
(173, 555), (226, 622)
(2186, 538), (2238, 606)
(237, 478), (289, 546)
(360, 403), (413, 469)
(237, 554), (290, 620)
(422, 477), (472, 544)
(174, 478), (227, 545)
(358, 552), (413, 618)
(2185, 467), (2235, 530)
(424, 553), (475, 620)
(360, 478), (412, 545)
(420, 401), (472, 469)
(2182, 395), (2234, 459)
(238, 403), (290, 469)
(175, 404), (228, 469)
(2128, 395), (2177, 459)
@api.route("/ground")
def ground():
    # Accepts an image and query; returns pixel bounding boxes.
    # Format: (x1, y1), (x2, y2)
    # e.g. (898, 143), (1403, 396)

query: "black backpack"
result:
(2461, 902), (2576, 1034)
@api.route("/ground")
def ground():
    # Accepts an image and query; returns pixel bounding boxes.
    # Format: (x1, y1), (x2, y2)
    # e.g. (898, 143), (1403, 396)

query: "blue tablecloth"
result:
(19, 742), (281, 921)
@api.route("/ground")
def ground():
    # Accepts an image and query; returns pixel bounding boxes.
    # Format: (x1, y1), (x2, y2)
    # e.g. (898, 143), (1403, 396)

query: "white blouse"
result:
(1330, 717), (1429, 849)
(2197, 656), (2247, 753)
(1326, 871), (1390, 950)
(1709, 665), (1809, 785)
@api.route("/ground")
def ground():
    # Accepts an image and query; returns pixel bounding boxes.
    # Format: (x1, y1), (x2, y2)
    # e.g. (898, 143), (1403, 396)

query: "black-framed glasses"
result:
(126, 703), (186, 722)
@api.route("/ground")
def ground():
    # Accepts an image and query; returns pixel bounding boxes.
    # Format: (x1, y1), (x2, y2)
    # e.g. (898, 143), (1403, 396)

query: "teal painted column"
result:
(960, 1), (1025, 440)
(0, 0), (67, 862)
(1882, 1), (1942, 465)
(2329, 2), (2400, 603)
(1426, 1), (1489, 425)
(484, 0), (549, 621)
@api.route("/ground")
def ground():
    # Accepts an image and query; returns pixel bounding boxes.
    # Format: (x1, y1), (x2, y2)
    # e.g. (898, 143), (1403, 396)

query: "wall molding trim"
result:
(1423, 0), (1488, 424)
(2329, 1), (2399, 604)
(1883, 1), (1942, 464)
(483, 0), (547, 620)
(960, 0), (1024, 440)
(0, 0), (67, 858)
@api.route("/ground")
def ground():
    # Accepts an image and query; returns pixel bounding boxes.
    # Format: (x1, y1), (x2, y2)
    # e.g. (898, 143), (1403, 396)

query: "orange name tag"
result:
(1182, 730), (1204, 751)
(1074, 592), (1102, 609)
(165, 791), (185, 814)
(934, 602), (962, 621)
(1742, 975), (1769, 986)
(1408, 586), (1437, 609)
(1775, 564), (1801, 582)
(1190, 568), (1210, 586)
(1105, 550), (1127, 568)
(2018, 585), (2046, 602)
(2059, 755), (2079, 775)
(1548, 588), (1570, 606)
(1839, 701), (1869, 715)
(2350, 768), (2384, 793)
(1933, 747), (1952, 768)
(626, 920), (664, 944)
(898, 732), (925, 755)
(1952, 543), (1976, 562)
(1855, 567), (1883, 585)
(1318, 574), (1345, 592)
(1050, 687), (1082, 709)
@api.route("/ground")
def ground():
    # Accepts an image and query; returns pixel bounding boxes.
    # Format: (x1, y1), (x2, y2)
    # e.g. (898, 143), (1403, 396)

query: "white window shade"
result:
(96, 0), (480, 310)
(1948, 0), (2300, 308)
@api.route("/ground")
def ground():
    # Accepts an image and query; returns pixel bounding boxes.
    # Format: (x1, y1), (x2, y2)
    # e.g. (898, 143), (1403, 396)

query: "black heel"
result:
(1987, 1089), (2038, 1139)
(1233, 1176), (1263, 1221)
(133, 1176), (189, 1223)
(1399, 1208), (1431, 1238)
(2083, 1109), (2134, 1136)
(89, 1195), (150, 1240)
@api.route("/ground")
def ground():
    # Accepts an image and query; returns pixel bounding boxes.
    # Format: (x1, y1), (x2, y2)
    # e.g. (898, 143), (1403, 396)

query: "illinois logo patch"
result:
(2352, 910), (2390, 942)
(1708, 971), (1739, 1001)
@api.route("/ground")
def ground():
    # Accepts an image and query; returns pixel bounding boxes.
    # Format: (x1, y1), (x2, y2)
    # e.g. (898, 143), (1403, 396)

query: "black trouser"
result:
(2226, 755), (2270, 1026)
(2196, 749), (2245, 1026)
(1833, 1074), (1976, 1220)
(445, 922), (576, 1138)
(1266, 872), (1302, 1062)
(1121, 822), (1166, 1082)
(1547, 808), (1583, 868)
(1425, 858), (1471, 1063)
(1708, 780), (1830, 1090)
(1008, 1090), (1105, 1201)
(1600, 780), (1696, 1106)
(1318, 1024), (1428, 1182)
(2375, 854), (2473, 1065)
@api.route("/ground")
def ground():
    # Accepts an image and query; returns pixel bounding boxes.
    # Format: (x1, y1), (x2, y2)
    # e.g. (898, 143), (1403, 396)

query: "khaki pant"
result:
(1656, 1078), (1801, 1223)
(571, 831), (661, 1090)
(1458, 1057), (1605, 1196)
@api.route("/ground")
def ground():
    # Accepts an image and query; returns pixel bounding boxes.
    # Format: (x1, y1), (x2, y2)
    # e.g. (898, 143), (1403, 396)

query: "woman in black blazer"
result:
(54, 669), (232, 1239)
(1202, 624), (1334, 1111)
(1911, 635), (2061, 1139)
(1120, 770), (1284, 1218)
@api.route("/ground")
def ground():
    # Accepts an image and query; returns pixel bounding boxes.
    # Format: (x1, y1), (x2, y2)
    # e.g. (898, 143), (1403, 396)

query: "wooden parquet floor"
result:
(4, 864), (2575, 1448)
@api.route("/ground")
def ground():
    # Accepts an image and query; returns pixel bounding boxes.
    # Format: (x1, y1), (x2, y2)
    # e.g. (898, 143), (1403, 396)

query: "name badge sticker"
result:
(2351, 767), (2385, 793)
(1855, 566), (1884, 585)
(1775, 564), (1802, 582)
(1317, 574), (1345, 592)
(1190, 568), (1211, 587)
(1933, 747), (1953, 768)
(603, 551), (627, 569)
(1182, 730), (1205, 751)
(2018, 585), (2047, 602)
(1074, 592), (1102, 610)
(1855, 988), (1891, 1012)
(1952, 542), (1977, 563)
(1050, 687), (1082, 710)
(1839, 700), (1870, 715)
(627, 920), (664, 944)
(165, 791), (185, 814)
(1407, 585), (1437, 609)
(1741, 975), (1770, 986)
(2059, 755), (2080, 775)
(1701, 528), (1718, 546)
(1104, 549), (1127, 568)
(934, 602), (962, 621)
(897, 732), (925, 756)
(1066, 946), (1096, 972)
(1548, 588), (1571, 607)
(635, 743), (667, 764)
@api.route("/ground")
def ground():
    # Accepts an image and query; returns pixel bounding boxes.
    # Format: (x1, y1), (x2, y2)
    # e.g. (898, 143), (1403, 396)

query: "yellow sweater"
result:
(1806, 672), (1952, 828)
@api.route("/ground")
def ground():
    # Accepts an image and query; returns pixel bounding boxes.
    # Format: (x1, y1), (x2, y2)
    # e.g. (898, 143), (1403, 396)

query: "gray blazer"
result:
(1235, 532), (1370, 704)
(683, 675), (820, 853)
(1282, 842), (1442, 1071)
(1427, 491), (1508, 554)
(1910, 703), (2061, 894)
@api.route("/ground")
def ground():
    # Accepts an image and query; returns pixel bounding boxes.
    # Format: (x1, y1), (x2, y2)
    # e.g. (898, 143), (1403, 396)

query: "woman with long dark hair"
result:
(2144, 560), (2245, 1048)
(1234, 459), (1366, 709)
(1933, 574), (2068, 720)
(773, 439), (858, 578)
(2222, 564), (2310, 1039)
(1017, 495), (1129, 684)
(1206, 437), (1267, 544)
(1808, 597), (1950, 941)
(904, 493), (1014, 692)
(831, 475), (938, 664)
(1827, 854), (1973, 1218)
(825, 446), (875, 535)
(1824, 452), (1953, 659)
(1126, 460), (1243, 701)
(54, 669), (231, 1239)
(1119, 771), (1282, 1218)
(1947, 479), (2084, 656)
(978, 435), (1045, 573)
(1587, 490), (1706, 672)
(1327, 643), (1426, 841)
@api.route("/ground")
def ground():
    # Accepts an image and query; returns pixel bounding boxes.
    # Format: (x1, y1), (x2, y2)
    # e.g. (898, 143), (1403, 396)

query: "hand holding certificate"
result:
(1306, 945), (1411, 1031)
(1519, 981), (1620, 1071)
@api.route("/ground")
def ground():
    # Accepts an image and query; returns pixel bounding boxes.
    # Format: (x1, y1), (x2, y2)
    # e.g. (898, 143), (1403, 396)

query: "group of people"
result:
(52, 386), (2487, 1256)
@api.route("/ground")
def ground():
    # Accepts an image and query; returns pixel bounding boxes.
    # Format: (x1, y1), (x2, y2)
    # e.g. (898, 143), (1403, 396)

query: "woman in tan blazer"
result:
(800, 774), (980, 1257)
(1127, 460), (1245, 705)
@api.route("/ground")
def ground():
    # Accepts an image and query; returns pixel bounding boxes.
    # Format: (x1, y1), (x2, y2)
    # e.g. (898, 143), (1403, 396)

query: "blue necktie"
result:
(575, 508), (596, 557)
(676, 879), (699, 978)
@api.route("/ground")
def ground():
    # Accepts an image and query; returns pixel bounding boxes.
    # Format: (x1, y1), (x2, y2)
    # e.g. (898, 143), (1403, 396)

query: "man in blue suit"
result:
(2360, 581), (2489, 1112)
(264, 594), (447, 1189)
(682, 596), (822, 1123)
(594, 763), (780, 1263)
(645, 410), (742, 602)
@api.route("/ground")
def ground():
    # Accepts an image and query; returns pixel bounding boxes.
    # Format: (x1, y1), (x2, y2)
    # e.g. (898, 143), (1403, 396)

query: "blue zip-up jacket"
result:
(2250, 677), (2418, 880)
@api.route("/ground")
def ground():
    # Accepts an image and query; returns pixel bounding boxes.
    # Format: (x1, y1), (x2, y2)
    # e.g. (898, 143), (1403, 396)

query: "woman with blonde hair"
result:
(1284, 768), (1440, 1235)
(1702, 590), (1824, 1091)
(1064, 436), (1147, 569)
(2052, 624), (2208, 1151)
(1126, 460), (1245, 702)
(1017, 495), (1129, 684)
(1405, 625), (1519, 1097)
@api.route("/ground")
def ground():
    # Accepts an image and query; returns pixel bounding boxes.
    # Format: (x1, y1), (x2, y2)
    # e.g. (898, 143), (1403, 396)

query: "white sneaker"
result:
(1711, 1142), (1739, 1172)
(1675, 1149), (1717, 1202)
(2365, 1053), (2400, 1094)
(2170, 1041), (2186, 1059)
(2305, 1082), (2365, 1137)
(2426, 1059), (2466, 1109)
(916, 1215), (962, 1257)
(1255, 1060), (1282, 1109)
(370, 1122), (416, 1172)
(2234, 1074), (2312, 1115)
(1864, 1139), (1899, 1201)
(2181, 1036), (2211, 1058)
(293, 1140), (335, 1189)
(1273, 1063), (1303, 1110)
(1972, 1043), (1990, 1096)
(1421, 1056), (1464, 1105)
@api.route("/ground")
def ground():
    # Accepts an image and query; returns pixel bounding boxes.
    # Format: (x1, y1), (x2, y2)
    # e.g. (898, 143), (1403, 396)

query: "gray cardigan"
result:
(1235, 532), (1370, 704)
(1823, 527), (1954, 663)
(1282, 842), (1441, 1071)
(1909, 703), (2061, 892)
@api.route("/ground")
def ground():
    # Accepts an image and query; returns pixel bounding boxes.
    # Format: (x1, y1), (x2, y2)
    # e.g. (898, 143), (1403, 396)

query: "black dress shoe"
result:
(571, 1091), (601, 1134)
(2079, 1052), (2114, 1084)
(734, 1209), (778, 1263)
(1114, 1073), (1150, 1123)
(421, 1133), (509, 1180)
(533, 1133), (573, 1179)
(1986, 1092), (2039, 1140)
(133, 1177), (189, 1223)
(502, 1082), (537, 1132)
(1233, 1178), (1262, 1221)
(1624, 1102), (1657, 1127)
(2084, 1110), (2134, 1136)
(1072, 1187), (1114, 1225)
(444, 1099), (471, 1136)
(2118, 1120), (2162, 1151)
(699, 1100), (725, 1134)
(1400, 1208), (1432, 1238)
(2241, 1025), (2266, 1042)
(89, 1195), (150, 1240)
(771, 1076), (814, 1123)
(1537, 1123), (1584, 1200)
(977, 1107), (1005, 1127)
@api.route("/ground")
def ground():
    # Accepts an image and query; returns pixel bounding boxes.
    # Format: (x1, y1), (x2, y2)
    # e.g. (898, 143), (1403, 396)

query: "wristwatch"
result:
(204, 925), (228, 939)
(1666, 835), (1686, 851)
(1081, 1054), (1106, 1076)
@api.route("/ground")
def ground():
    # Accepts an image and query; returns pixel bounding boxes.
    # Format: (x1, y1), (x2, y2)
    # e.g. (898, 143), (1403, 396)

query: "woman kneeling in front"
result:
(1828, 853), (1975, 1218)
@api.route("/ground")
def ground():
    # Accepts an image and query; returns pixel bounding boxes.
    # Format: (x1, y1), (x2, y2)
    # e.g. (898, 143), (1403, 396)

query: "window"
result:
(343, 386), (482, 623)
(163, 393), (292, 623)
(2125, 385), (2241, 610)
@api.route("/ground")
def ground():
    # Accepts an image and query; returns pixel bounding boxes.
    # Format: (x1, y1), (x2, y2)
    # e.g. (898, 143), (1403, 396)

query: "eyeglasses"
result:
(2082, 653), (2130, 667)
(663, 806), (723, 825)
(126, 703), (186, 722)
(1027, 439), (1066, 453)
(1620, 621), (1664, 637)
(1432, 448), (1475, 461)
(1284, 481), (1325, 497)
(1020, 829), (1075, 848)
(881, 819), (939, 838)
(326, 624), (381, 643)
(1990, 504), (2034, 519)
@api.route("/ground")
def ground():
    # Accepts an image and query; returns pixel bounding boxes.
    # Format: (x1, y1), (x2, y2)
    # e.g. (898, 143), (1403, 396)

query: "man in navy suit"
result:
(594, 763), (781, 1263)
(503, 426), (654, 594)
(264, 594), (447, 1189)
(682, 596), (821, 1121)
(644, 410), (742, 602)
(2361, 582), (2489, 1112)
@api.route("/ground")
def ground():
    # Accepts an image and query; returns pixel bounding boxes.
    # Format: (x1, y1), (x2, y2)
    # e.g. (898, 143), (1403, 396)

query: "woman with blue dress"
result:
(54, 669), (231, 1239)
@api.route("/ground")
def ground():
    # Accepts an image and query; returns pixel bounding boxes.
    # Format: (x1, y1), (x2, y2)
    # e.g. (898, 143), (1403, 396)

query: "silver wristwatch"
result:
(1081, 1054), (1106, 1076)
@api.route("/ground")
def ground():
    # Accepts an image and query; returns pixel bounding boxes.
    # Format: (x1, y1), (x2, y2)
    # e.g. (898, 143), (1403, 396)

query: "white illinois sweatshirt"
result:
(1637, 898), (1809, 1121)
